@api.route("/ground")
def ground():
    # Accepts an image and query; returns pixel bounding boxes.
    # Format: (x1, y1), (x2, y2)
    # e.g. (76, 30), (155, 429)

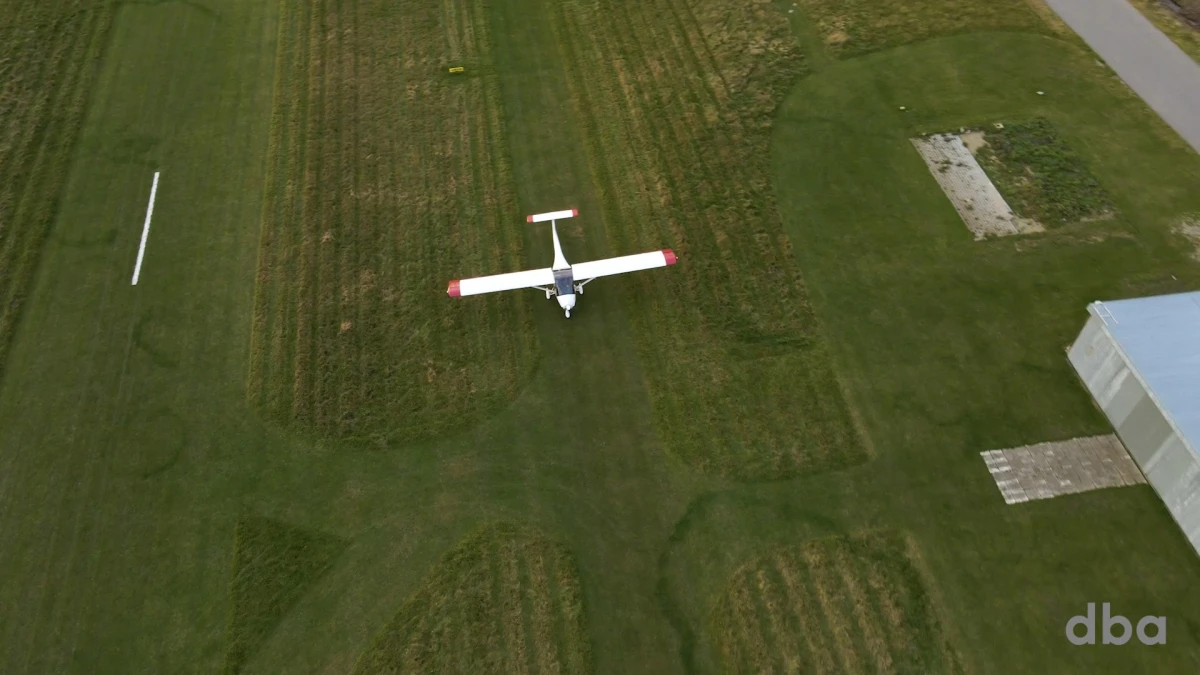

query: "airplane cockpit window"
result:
(554, 268), (574, 296)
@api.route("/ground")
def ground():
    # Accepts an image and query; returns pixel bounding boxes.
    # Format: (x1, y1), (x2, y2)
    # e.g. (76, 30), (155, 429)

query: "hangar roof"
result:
(1089, 291), (1200, 457)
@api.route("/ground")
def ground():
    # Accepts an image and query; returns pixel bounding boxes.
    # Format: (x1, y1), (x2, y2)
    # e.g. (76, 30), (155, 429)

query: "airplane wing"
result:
(447, 267), (555, 297)
(571, 249), (676, 280)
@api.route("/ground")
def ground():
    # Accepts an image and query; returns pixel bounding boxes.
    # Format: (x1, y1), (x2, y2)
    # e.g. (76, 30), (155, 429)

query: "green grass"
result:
(764, 27), (1200, 674)
(0, 1), (285, 671)
(974, 117), (1116, 226)
(3, 0), (1200, 674)
(796, 0), (1055, 57)
(0, 1), (113, 376)
(709, 531), (965, 674)
(352, 522), (591, 674)
(223, 515), (346, 675)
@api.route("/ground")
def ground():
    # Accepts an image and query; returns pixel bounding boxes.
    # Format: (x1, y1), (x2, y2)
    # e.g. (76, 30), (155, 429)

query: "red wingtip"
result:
(525, 215), (534, 222)
(447, 280), (461, 297)
(571, 209), (579, 217)
(662, 249), (677, 265)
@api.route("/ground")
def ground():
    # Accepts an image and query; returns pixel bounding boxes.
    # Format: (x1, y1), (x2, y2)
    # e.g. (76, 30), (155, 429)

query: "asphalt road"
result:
(1045, 0), (1200, 154)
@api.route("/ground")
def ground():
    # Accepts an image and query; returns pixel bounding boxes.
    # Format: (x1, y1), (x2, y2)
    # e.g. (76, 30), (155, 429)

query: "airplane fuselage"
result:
(551, 223), (577, 317)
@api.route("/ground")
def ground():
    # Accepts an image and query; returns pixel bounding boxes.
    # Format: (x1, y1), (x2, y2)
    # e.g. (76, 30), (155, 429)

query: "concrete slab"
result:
(981, 434), (1146, 504)
(911, 134), (1043, 240)
(1045, 0), (1200, 154)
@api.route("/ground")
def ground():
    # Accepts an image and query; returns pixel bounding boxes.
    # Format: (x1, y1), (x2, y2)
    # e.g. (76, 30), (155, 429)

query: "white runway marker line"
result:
(131, 171), (160, 285)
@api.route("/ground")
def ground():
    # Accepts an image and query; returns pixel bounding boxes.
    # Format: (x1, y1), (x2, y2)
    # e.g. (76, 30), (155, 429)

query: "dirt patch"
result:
(799, 0), (1054, 58)
(1176, 216), (1200, 261)
(960, 130), (988, 153)
(825, 29), (850, 46)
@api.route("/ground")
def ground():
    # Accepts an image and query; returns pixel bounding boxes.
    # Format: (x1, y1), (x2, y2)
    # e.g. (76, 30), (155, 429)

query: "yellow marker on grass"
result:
(449, 66), (464, 73)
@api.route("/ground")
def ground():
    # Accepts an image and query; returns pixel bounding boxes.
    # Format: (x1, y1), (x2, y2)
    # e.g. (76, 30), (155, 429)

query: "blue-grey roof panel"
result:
(1090, 291), (1200, 457)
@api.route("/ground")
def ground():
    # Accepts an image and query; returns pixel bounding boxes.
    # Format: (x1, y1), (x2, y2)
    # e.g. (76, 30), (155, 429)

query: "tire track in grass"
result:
(249, 0), (298, 415)
(45, 6), (234, 667)
(289, 0), (322, 427)
(0, 0), (112, 533)
(4, 9), (185, 669)
(0, 10), (78, 280)
(0, 7), (110, 367)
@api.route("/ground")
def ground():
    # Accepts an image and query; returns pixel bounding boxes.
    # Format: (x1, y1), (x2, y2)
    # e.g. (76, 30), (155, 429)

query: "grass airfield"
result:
(2, 0), (1200, 674)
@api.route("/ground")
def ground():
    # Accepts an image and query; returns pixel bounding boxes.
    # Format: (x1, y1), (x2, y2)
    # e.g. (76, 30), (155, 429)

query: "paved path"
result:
(1045, 0), (1200, 154)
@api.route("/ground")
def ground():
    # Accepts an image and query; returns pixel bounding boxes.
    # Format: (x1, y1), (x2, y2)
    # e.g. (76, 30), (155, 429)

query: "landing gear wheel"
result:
(545, 290), (552, 300)
(565, 309), (571, 318)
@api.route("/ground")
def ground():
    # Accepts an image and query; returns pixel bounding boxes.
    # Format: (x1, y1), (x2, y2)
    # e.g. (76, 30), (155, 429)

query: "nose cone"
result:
(557, 293), (576, 311)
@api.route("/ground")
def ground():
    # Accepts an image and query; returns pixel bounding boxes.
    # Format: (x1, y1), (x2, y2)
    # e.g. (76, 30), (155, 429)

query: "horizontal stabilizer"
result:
(571, 249), (677, 280)
(526, 209), (578, 223)
(448, 267), (555, 297)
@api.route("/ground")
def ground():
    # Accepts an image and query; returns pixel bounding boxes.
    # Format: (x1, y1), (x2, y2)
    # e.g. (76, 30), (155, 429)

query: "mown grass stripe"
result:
(546, 545), (590, 674)
(289, 0), (323, 426)
(275, 0), (312, 420)
(774, 552), (837, 674)
(334, 0), (360, 437)
(752, 567), (801, 673)
(525, 546), (561, 674)
(801, 546), (863, 674)
(727, 574), (774, 671)
(832, 541), (894, 673)
(710, 593), (748, 671)
(862, 541), (923, 670)
(246, 0), (296, 410)
(499, 536), (532, 675)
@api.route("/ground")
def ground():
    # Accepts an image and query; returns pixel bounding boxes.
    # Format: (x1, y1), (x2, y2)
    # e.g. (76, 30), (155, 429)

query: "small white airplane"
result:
(447, 209), (677, 318)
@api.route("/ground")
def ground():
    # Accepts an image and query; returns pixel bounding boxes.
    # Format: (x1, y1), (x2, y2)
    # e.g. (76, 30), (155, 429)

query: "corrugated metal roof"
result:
(1089, 291), (1200, 458)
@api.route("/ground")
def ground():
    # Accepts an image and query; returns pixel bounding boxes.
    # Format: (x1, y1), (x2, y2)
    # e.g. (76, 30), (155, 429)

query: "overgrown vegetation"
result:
(248, 0), (538, 446)
(710, 531), (965, 674)
(352, 522), (592, 674)
(975, 118), (1115, 227)
(1129, 0), (1200, 64)
(797, 0), (1054, 58)
(1169, 0), (1200, 24)
(548, 0), (864, 480)
(0, 1), (113, 374)
(223, 516), (347, 675)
